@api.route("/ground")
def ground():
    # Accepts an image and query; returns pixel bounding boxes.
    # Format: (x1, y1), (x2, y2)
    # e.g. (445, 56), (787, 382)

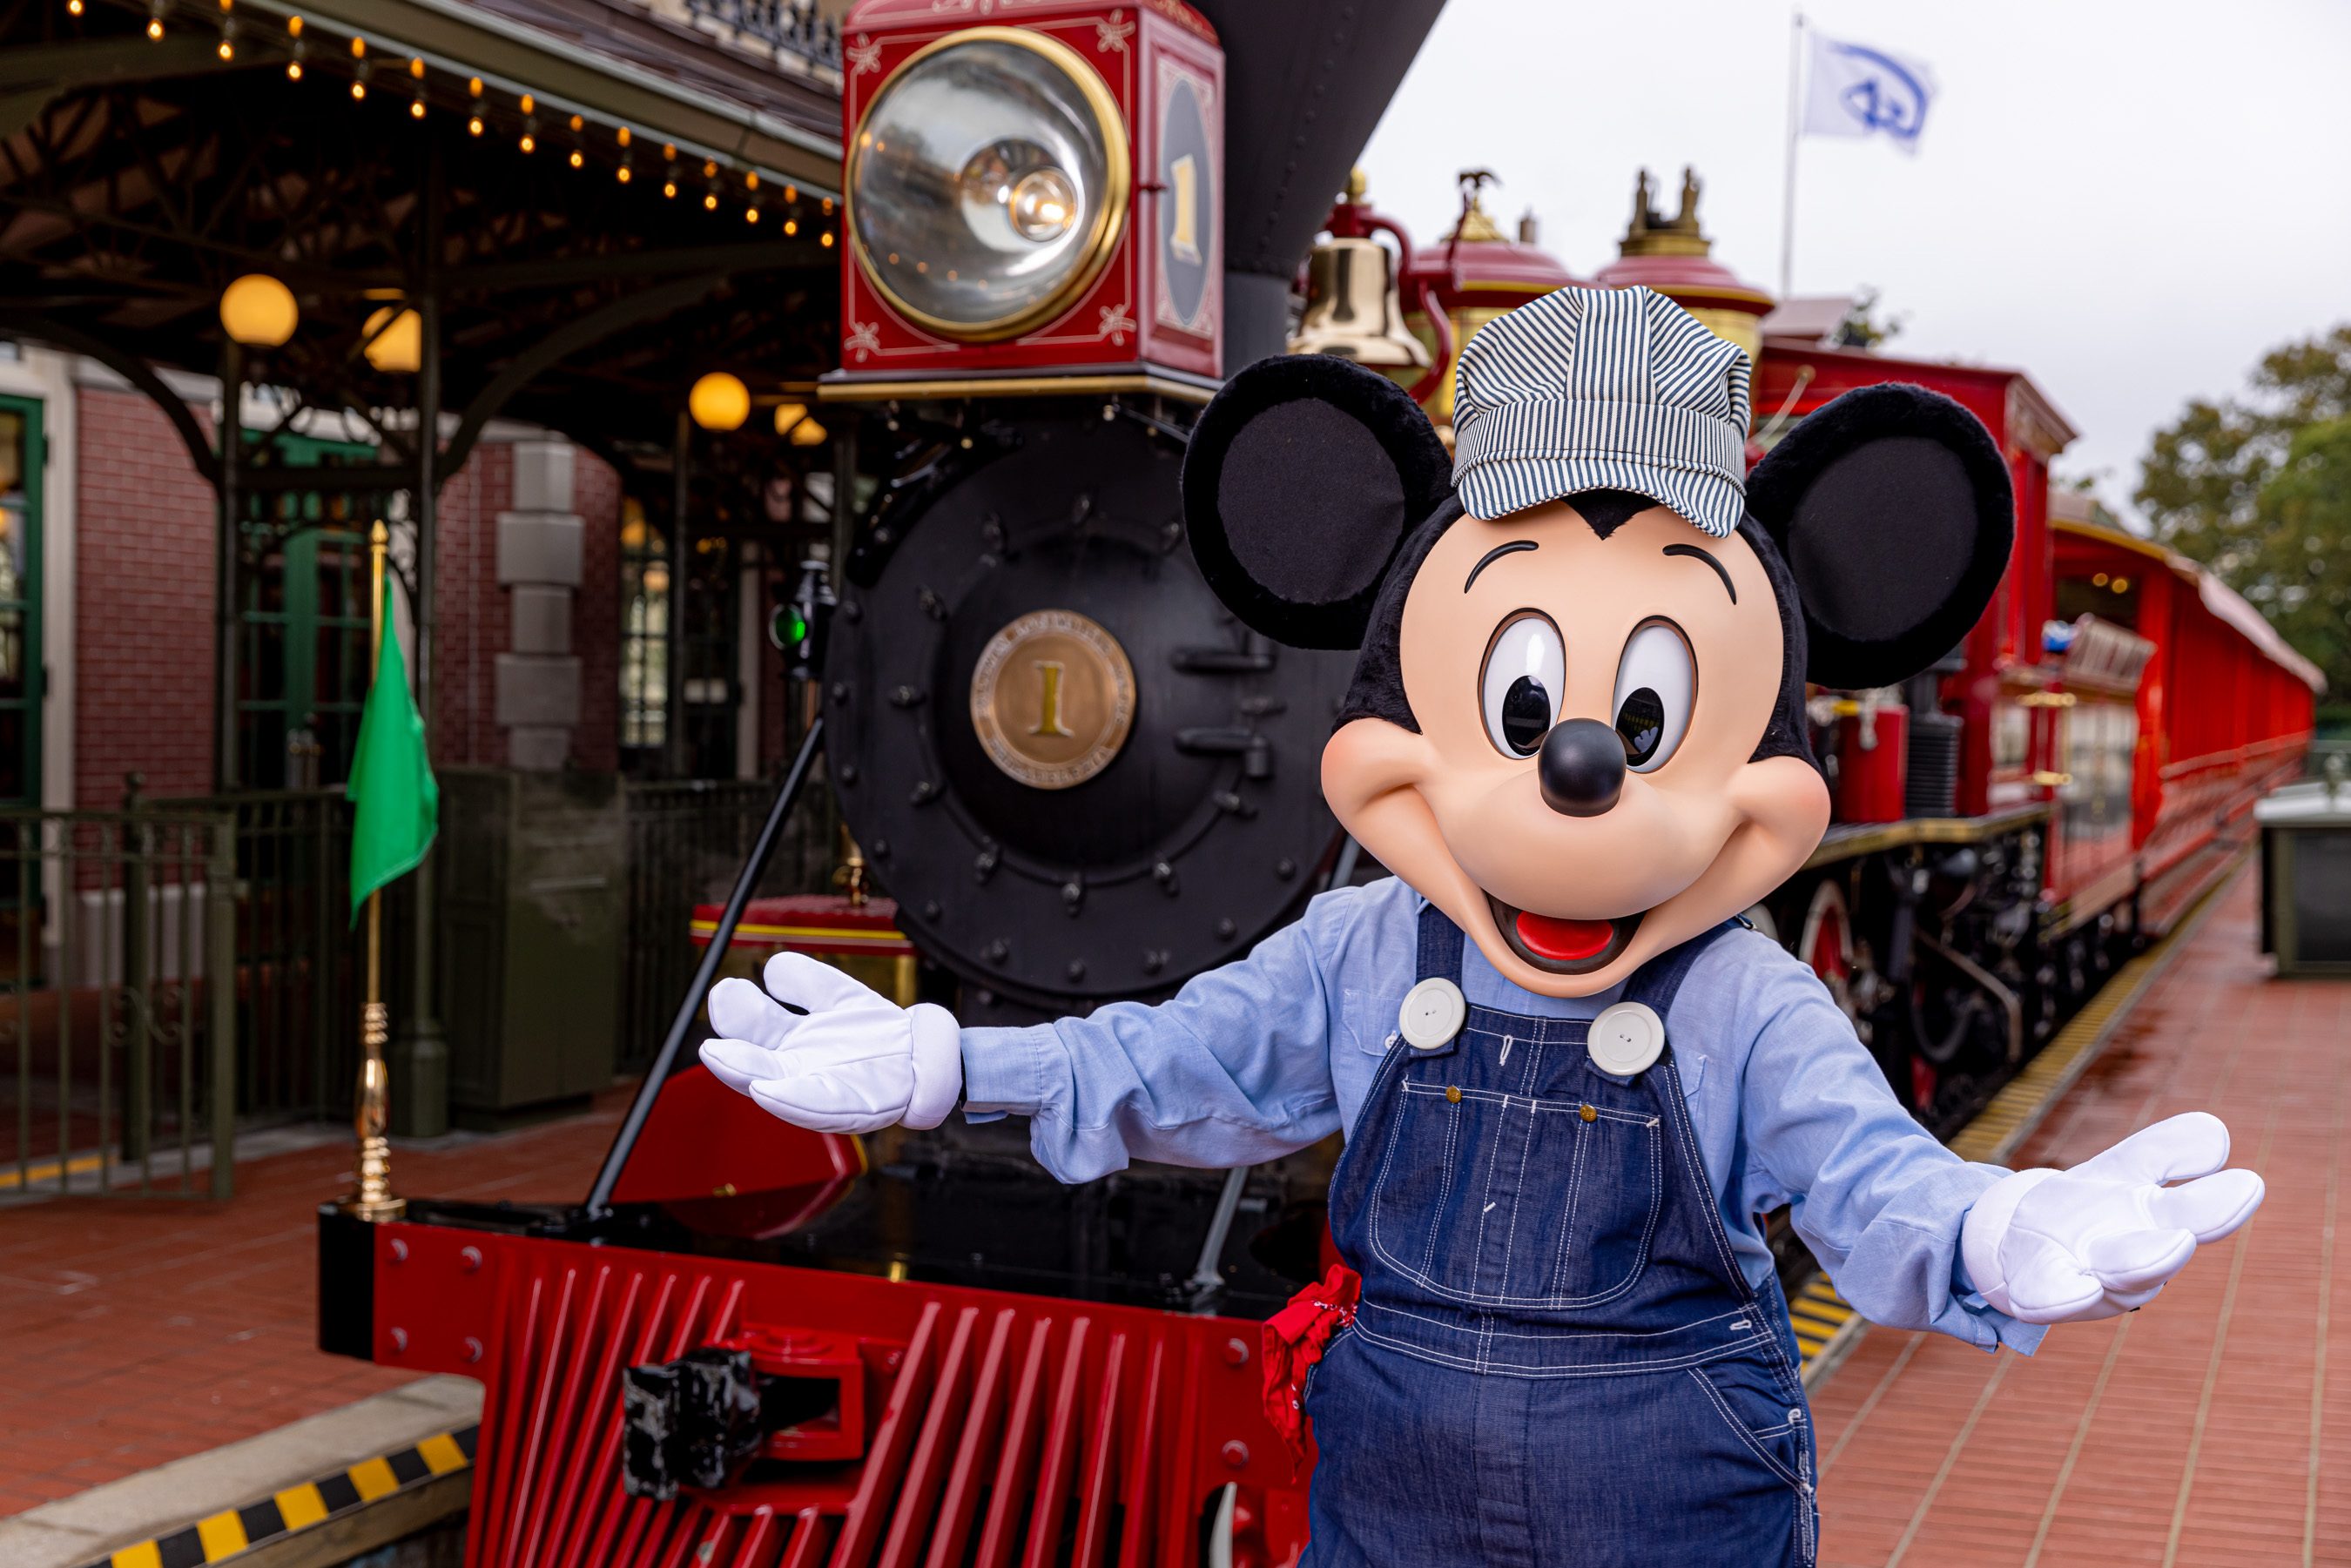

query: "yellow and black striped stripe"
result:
(79, 1425), (475, 1568)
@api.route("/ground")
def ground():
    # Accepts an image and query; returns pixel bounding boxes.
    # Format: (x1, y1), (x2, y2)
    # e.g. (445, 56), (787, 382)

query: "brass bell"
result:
(1287, 234), (1431, 373)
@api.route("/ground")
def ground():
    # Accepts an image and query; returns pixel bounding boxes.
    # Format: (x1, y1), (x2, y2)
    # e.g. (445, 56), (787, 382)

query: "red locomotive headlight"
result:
(845, 26), (1131, 342)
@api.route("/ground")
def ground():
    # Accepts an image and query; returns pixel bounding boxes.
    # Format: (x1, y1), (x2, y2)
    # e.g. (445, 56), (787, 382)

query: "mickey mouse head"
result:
(1182, 286), (2012, 998)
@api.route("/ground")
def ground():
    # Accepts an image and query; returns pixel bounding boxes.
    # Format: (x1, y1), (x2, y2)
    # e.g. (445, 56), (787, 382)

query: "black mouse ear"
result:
(1182, 353), (1453, 650)
(1746, 382), (2013, 690)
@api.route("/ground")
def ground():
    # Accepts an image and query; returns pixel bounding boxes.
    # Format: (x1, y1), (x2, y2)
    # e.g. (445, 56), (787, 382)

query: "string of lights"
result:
(89, 0), (840, 247)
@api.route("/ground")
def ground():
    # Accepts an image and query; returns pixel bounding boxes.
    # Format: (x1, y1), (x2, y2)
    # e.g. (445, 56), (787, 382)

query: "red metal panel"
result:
(878, 1307), (982, 1568)
(571, 1271), (680, 1566)
(544, 1271), (646, 1563)
(468, 1269), (542, 1568)
(610, 1065), (864, 1240)
(730, 1509), (784, 1567)
(515, 1265), (616, 1566)
(381, 1225), (1308, 1568)
(973, 1317), (1057, 1568)
(1070, 1331), (1129, 1568)
(832, 1302), (946, 1568)
(1021, 1317), (1093, 1568)
(924, 1309), (1018, 1568)
(1157, 1336), (1204, 1568)
(605, 1275), (723, 1568)
(1117, 1336), (1168, 1567)
(783, 1509), (834, 1568)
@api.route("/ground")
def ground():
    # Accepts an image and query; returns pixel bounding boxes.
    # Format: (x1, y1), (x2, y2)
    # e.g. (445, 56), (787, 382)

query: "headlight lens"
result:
(847, 29), (1128, 340)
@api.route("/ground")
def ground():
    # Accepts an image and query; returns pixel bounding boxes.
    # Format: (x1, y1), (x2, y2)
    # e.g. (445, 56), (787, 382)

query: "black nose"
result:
(1539, 719), (1626, 817)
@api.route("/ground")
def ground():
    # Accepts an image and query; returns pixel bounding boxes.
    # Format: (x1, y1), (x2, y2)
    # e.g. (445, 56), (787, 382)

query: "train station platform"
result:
(0, 1091), (626, 1563)
(1811, 868), (2348, 1566)
(0, 865), (2339, 1565)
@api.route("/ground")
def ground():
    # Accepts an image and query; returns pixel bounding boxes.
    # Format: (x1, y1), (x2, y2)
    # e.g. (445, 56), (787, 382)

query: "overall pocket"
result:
(1687, 1356), (1818, 1566)
(1365, 1072), (1664, 1307)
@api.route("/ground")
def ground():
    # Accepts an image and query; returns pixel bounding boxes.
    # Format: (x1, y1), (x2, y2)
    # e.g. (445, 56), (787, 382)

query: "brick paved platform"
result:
(1812, 871), (2351, 1567)
(0, 1091), (626, 1518)
(3, 871), (2336, 1559)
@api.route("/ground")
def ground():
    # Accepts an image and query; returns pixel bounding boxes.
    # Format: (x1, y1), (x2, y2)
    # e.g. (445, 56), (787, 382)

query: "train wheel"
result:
(1798, 883), (1858, 1020)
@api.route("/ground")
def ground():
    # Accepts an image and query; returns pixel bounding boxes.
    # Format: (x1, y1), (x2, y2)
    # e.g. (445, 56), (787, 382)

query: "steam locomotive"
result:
(316, 3), (2321, 1565)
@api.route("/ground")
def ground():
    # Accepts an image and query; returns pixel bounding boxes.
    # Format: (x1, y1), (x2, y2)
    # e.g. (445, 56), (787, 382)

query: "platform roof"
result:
(0, 0), (848, 474)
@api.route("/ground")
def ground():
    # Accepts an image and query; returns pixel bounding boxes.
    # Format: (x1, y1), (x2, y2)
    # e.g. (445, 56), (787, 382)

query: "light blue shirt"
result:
(961, 876), (2042, 1355)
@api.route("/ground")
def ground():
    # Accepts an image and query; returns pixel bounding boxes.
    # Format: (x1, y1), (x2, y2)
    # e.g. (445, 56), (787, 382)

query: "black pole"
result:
(213, 339), (242, 790)
(665, 409), (692, 779)
(393, 279), (449, 1138)
(584, 716), (826, 1215)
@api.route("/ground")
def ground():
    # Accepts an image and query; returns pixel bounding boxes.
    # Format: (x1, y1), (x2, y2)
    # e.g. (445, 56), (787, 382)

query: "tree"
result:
(2137, 325), (2351, 703)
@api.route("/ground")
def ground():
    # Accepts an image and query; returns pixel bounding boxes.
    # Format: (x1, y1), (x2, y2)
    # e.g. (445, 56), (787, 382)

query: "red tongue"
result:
(1515, 911), (1616, 963)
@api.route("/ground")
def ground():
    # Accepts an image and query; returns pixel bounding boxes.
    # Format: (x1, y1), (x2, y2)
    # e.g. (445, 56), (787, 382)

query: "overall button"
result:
(1588, 1000), (1665, 1075)
(1398, 978), (1466, 1050)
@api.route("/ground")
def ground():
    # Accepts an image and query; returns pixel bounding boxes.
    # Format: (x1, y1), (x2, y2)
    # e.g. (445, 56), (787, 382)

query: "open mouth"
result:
(1485, 894), (1644, 976)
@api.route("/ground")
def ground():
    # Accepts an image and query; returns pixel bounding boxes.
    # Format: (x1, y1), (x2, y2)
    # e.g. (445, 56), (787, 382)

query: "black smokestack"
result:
(1190, 0), (1449, 373)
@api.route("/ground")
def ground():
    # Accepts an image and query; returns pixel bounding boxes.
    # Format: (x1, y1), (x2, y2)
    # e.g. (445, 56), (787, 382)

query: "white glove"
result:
(697, 952), (963, 1134)
(1961, 1112), (2263, 1324)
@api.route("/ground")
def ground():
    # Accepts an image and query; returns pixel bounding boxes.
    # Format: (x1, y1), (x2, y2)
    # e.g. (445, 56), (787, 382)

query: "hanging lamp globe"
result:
(219, 274), (300, 347)
(361, 306), (423, 373)
(689, 372), (750, 432)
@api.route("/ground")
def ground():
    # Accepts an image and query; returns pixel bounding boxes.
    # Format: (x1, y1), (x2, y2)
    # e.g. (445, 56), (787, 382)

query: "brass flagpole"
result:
(343, 520), (404, 1221)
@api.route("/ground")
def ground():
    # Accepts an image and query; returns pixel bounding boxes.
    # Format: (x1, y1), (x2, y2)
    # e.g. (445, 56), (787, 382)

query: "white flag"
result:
(1802, 31), (1935, 154)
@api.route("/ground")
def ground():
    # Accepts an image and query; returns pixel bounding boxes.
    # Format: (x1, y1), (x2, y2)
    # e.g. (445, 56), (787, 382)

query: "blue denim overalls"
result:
(1303, 905), (1819, 1567)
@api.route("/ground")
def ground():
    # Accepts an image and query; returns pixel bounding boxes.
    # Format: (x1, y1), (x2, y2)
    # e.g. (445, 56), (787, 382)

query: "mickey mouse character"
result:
(701, 286), (2265, 1567)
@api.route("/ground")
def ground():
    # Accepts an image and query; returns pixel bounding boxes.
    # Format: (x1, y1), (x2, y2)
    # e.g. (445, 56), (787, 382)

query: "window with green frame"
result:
(238, 434), (377, 789)
(0, 396), (44, 808)
(619, 497), (668, 757)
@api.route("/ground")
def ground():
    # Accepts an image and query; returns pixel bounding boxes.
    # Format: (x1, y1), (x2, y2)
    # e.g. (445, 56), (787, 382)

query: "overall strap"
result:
(1620, 919), (1746, 1020)
(1414, 900), (1465, 985)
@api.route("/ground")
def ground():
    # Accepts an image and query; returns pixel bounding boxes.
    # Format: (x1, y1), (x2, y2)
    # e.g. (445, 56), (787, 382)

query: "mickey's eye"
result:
(1480, 612), (1564, 758)
(1611, 619), (1695, 771)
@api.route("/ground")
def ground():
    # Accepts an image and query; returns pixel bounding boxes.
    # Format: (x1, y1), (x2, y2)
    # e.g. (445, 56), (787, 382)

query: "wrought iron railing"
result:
(682, 0), (842, 71)
(619, 775), (838, 1073)
(1, 766), (845, 1192)
(0, 804), (239, 1198)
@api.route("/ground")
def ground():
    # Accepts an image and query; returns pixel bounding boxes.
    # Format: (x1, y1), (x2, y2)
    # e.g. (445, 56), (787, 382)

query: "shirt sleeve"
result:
(1731, 941), (2046, 1356)
(956, 890), (1354, 1184)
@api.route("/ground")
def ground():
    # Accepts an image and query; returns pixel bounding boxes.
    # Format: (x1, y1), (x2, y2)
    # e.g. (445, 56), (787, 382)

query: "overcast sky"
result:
(1356, 0), (2351, 525)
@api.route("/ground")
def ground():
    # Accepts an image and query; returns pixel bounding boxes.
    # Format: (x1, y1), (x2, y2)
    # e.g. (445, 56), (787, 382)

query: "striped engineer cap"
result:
(1451, 285), (1754, 537)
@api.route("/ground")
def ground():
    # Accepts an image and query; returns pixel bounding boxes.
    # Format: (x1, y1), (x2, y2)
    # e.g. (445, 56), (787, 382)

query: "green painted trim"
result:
(0, 393), (44, 810)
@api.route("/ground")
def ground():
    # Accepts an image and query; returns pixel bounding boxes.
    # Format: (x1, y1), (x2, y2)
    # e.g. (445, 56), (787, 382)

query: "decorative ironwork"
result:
(683, 0), (843, 71)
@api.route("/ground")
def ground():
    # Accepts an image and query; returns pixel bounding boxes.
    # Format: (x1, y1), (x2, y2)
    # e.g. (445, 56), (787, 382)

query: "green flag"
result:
(347, 583), (438, 922)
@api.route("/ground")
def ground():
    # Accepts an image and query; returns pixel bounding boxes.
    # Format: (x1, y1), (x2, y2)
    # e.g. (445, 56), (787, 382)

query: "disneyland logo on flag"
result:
(1802, 30), (1935, 153)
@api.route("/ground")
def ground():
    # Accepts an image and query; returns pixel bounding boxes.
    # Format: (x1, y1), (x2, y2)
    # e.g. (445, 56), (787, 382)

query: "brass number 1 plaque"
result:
(969, 609), (1137, 790)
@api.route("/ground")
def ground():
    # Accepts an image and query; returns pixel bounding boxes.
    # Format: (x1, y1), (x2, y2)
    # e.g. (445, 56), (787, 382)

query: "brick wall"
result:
(74, 387), (215, 807)
(428, 440), (623, 772)
(429, 441), (509, 769)
(73, 400), (633, 797)
(572, 451), (622, 774)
